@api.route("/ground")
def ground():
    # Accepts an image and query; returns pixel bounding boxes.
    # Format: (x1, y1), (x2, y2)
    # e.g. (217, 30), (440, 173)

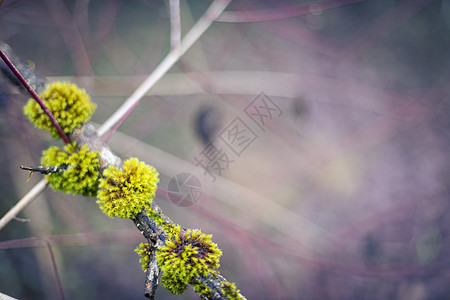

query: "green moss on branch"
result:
(97, 158), (159, 219)
(24, 81), (96, 138)
(41, 143), (100, 197)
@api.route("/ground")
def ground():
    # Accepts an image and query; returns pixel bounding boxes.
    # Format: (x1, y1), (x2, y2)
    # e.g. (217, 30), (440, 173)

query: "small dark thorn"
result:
(19, 165), (33, 171)
(20, 165), (64, 175)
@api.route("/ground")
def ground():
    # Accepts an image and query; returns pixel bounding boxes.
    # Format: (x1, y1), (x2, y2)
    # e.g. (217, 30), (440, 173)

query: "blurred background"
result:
(1, 0), (450, 299)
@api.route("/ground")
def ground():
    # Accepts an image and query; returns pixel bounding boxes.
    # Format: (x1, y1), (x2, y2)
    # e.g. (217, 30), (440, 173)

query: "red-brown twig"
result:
(45, 240), (66, 300)
(0, 49), (71, 144)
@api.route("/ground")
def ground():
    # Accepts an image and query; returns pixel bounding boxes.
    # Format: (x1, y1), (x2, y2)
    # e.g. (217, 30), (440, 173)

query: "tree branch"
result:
(0, 43), (47, 93)
(0, 0), (233, 231)
(0, 27), (244, 300)
(98, 0), (232, 140)
(215, 0), (364, 23)
(0, 178), (48, 231)
(169, 0), (181, 50)
(0, 46), (70, 144)
(0, 291), (18, 300)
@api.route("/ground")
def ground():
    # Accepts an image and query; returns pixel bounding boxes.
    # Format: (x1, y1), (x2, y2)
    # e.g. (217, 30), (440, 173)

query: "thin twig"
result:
(20, 165), (65, 175)
(0, 291), (18, 300)
(0, 43), (47, 93)
(98, 0), (232, 139)
(216, 0), (364, 23)
(45, 240), (66, 300)
(43, 0), (92, 75)
(0, 49), (70, 144)
(169, 0), (181, 50)
(0, 0), (231, 228)
(0, 179), (48, 231)
(13, 217), (31, 223)
(20, 165), (65, 182)
(0, 1), (242, 297)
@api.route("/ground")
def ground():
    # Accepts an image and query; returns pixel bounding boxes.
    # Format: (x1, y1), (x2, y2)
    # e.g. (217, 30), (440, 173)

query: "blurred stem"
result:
(45, 240), (66, 300)
(169, 0), (181, 50)
(43, 0), (92, 75)
(0, 292), (18, 300)
(0, 1), (246, 297)
(216, 0), (365, 22)
(45, 240), (65, 300)
(98, 0), (232, 140)
(0, 179), (48, 231)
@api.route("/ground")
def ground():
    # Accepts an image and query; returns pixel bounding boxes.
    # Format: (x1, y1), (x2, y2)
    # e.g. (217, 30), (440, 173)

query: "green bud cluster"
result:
(23, 80), (240, 299)
(97, 158), (159, 219)
(41, 143), (100, 197)
(24, 81), (96, 138)
(155, 226), (222, 294)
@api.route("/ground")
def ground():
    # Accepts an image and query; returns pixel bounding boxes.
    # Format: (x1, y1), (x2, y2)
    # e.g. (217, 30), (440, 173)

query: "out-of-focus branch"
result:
(169, 0), (181, 50)
(0, 178), (48, 231)
(0, 291), (18, 300)
(0, 0), (233, 231)
(45, 240), (65, 300)
(0, 0), (243, 292)
(98, 0), (232, 140)
(215, 0), (364, 23)
(43, 0), (92, 75)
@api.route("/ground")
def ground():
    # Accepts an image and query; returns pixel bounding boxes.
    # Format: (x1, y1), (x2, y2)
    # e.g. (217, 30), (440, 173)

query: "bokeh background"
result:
(1, 0), (450, 299)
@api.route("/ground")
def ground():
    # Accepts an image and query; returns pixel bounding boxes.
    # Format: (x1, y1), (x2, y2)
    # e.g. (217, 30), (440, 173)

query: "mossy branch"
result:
(0, 42), (245, 300)
(0, 46), (70, 144)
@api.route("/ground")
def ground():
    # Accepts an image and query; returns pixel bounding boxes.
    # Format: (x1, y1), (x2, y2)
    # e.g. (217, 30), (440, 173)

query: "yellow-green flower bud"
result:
(41, 144), (100, 197)
(97, 158), (159, 219)
(24, 81), (96, 138)
(156, 226), (222, 295)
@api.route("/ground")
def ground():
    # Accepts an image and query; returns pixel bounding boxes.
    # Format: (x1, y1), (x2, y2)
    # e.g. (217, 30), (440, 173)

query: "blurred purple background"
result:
(1, 0), (450, 299)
